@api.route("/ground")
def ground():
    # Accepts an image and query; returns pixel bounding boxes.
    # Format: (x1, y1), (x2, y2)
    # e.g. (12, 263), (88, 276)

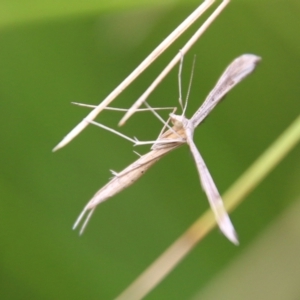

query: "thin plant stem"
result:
(53, 0), (220, 151)
(119, 0), (229, 126)
(115, 115), (300, 300)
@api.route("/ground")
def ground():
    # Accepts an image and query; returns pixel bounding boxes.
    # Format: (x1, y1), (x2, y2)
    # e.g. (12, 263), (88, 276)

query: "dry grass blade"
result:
(119, 0), (230, 126)
(53, 0), (221, 151)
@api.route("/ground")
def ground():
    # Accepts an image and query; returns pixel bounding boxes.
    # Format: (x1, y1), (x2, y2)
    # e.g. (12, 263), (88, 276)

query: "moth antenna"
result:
(182, 55), (196, 116)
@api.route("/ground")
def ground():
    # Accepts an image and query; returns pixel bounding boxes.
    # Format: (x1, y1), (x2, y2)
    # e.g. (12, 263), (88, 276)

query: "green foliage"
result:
(1, 1), (300, 299)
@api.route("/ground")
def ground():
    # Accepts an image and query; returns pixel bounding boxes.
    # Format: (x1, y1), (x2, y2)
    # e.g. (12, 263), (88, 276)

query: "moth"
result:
(73, 54), (261, 244)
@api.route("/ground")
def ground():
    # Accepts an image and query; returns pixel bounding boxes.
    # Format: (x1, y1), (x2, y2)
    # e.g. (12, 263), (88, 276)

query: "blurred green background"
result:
(1, 0), (300, 299)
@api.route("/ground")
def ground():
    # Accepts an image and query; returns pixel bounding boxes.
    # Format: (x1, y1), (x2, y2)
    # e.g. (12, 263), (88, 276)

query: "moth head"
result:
(170, 113), (184, 129)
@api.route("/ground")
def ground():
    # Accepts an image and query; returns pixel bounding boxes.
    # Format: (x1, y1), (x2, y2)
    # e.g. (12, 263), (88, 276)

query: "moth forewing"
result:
(185, 128), (238, 245)
(191, 54), (261, 128)
(73, 126), (186, 233)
